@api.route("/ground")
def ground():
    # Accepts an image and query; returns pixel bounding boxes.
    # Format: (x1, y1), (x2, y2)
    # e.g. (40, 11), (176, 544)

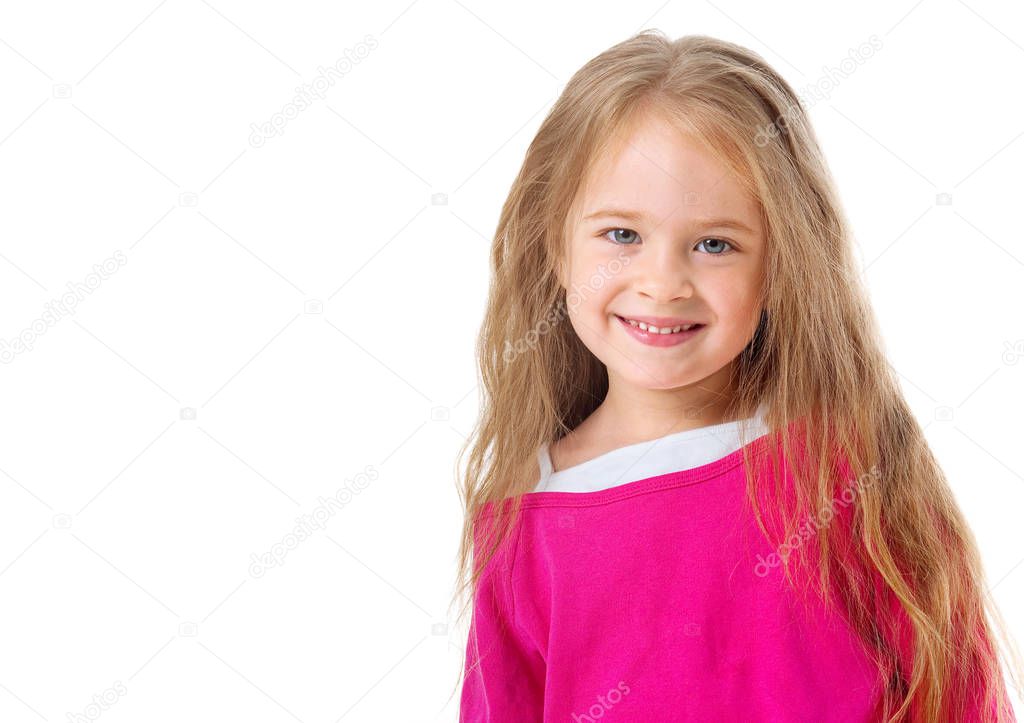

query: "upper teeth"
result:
(623, 318), (697, 334)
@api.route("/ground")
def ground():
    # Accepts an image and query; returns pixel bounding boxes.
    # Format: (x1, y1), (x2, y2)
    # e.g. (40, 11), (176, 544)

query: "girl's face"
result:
(559, 112), (766, 393)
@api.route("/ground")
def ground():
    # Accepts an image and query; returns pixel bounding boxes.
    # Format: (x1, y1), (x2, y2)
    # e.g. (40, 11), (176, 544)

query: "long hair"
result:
(448, 30), (1021, 721)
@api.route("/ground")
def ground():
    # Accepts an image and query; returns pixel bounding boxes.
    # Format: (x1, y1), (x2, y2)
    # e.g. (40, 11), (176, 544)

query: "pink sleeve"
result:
(459, 512), (545, 721)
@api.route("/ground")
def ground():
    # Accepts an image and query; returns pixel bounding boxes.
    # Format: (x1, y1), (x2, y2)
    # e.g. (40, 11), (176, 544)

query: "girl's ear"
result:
(556, 252), (574, 294)
(557, 212), (575, 290)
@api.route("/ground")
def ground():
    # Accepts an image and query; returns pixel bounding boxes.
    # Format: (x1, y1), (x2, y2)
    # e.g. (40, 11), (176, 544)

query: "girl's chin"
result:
(616, 376), (705, 392)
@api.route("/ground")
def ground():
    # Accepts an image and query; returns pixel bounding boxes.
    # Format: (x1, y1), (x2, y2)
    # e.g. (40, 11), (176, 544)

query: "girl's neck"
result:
(556, 368), (745, 467)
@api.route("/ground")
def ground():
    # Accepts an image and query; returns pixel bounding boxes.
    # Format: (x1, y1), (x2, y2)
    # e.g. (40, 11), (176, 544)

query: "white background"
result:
(0, 1), (1022, 721)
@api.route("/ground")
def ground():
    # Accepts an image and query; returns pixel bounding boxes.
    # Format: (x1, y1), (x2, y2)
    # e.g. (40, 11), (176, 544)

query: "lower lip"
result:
(614, 315), (705, 347)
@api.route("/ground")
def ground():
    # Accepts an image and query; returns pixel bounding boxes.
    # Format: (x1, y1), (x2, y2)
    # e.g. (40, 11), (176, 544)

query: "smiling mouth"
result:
(614, 314), (706, 335)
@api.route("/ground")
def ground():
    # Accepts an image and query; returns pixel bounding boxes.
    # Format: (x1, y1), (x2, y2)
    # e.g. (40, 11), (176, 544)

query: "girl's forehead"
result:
(597, 121), (731, 185)
(579, 152), (757, 227)
(579, 115), (754, 212)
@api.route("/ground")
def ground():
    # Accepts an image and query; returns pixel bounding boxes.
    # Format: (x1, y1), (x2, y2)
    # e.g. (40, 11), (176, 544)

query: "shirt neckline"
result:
(538, 402), (769, 486)
(540, 411), (765, 482)
(478, 431), (774, 517)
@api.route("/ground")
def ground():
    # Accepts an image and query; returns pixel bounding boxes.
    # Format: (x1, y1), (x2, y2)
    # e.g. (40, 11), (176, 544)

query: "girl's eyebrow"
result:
(583, 208), (648, 222)
(582, 207), (755, 233)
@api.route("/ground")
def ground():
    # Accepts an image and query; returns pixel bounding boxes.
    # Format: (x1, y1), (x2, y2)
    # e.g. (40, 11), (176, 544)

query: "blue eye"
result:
(696, 238), (733, 254)
(601, 228), (640, 245)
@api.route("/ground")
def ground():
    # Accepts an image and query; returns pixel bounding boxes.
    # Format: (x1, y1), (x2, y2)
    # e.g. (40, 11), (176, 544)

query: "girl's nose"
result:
(633, 246), (695, 303)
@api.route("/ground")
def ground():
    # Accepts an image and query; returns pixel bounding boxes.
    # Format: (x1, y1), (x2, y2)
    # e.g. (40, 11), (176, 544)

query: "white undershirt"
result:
(533, 402), (771, 494)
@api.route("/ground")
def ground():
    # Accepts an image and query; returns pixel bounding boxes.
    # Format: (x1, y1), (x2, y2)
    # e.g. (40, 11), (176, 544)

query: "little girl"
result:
(452, 30), (1020, 722)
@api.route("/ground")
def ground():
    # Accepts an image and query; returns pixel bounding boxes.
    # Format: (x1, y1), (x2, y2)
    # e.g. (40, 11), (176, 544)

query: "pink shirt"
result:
(459, 430), (1010, 721)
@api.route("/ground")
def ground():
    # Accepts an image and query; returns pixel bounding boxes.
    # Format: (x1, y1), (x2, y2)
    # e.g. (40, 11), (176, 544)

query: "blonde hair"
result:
(449, 30), (1022, 721)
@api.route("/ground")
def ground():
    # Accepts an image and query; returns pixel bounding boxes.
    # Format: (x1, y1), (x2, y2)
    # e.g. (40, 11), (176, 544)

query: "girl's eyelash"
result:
(597, 228), (736, 254)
